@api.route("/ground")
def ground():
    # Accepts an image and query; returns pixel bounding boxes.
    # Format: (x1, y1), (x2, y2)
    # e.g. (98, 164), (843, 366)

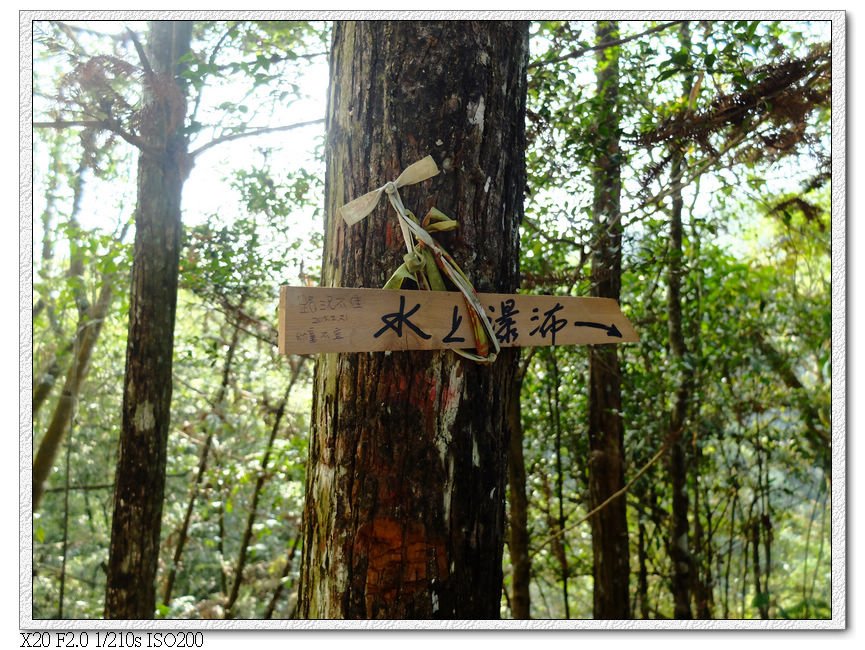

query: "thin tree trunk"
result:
(548, 351), (569, 618)
(38, 130), (64, 265)
(757, 440), (772, 619)
(692, 457), (714, 619)
(298, 20), (528, 619)
(264, 534), (302, 619)
(217, 499), (228, 598)
(34, 355), (65, 418)
(33, 136), (74, 417)
(162, 320), (243, 608)
(105, 20), (193, 619)
(636, 514), (650, 619)
(667, 149), (694, 619)
(33, 278), (115, 511)
(666, 23), (695, 621)
(225, 360), (303, 618)
(750, 514), (768, 619)
(724, 488), (738, 619)
(536, 469), (569, 617)
(587, 20), (630, 619)
(507, 351), (534, 619)
(809, 487), (828, 608)
(801, 479), (821, 617)
(57, 422), (74, 619)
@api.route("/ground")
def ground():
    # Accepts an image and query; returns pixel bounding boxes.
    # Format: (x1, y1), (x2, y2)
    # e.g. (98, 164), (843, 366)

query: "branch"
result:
(209, 297), (280, 349)
(530, 440), (669, 559)
(529, 20), (687, 69)
(189, 118), (324, 159)
(33, 117), (153, 153)
(34, 120), (107, 129)
(190, 22), (242, 125)
(126, 27), (154, 81)
(214, 50), (329, 73)
(43, 474), (188, 494)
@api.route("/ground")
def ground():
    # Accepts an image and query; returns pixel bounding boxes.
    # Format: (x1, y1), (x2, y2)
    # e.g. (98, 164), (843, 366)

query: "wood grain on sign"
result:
(278, 286), (639, 355)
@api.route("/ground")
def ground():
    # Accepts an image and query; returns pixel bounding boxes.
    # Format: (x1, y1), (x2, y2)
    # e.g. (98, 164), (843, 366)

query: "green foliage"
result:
(32, 18), (325, 620)
(511, 18), (832, 620)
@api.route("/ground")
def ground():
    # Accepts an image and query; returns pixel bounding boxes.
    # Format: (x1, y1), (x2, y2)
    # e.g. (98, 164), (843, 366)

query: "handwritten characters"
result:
(491, 298), (520, 344)
(374, 295), (432, 340)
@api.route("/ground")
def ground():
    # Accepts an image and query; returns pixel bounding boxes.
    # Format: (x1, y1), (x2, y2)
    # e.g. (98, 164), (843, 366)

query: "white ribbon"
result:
(338, 155), (501, 363)
(339, 156), (440, 225)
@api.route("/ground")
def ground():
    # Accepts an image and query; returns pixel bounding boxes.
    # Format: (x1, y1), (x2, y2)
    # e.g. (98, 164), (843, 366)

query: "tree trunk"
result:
(667, 127), (694, 623)
(587, 20), (630, 620)
(547, 351), (570, 618)
(105, 20), (192, 619)
(298, 20), (528, 619)
(636, 514), (650, 619)
(33, 151), (101, 511)
(507, 355), (532, 619)
(33, 277), (114, 511)
(666, 22), (695, 621)
(692, 440), (713, 619)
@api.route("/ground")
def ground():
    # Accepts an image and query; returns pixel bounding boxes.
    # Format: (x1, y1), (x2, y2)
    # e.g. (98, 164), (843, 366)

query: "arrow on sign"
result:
(572, 321), (623, 338)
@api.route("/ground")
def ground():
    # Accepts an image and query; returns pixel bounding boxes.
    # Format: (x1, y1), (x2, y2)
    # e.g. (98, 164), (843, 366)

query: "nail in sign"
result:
(278, 287), (638, 355)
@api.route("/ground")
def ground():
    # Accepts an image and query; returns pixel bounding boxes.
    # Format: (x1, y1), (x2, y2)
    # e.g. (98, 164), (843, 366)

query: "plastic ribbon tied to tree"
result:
(338, 155), (500, 364)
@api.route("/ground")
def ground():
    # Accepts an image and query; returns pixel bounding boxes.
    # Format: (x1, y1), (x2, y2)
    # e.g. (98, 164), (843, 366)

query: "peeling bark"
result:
(298, 20), (528, 619)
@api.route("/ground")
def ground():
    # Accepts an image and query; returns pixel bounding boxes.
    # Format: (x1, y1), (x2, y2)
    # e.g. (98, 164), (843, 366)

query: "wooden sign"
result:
(279, 287), (638, 355)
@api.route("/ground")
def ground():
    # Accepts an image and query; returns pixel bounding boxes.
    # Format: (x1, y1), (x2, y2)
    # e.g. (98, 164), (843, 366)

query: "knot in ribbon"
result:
(403, 249), (426, 274)
(337, 156), (500, 364)
(338, 156), (440, 229)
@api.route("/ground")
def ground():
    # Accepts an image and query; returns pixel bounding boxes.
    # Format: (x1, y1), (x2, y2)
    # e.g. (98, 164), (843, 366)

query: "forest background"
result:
(14, 7), (856, 639)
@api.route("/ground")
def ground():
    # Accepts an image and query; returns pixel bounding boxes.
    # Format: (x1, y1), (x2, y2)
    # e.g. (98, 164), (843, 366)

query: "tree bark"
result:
(298, 20), (528, 619)
(587, 20), (630, 619)
(105, 20), (192, 619)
